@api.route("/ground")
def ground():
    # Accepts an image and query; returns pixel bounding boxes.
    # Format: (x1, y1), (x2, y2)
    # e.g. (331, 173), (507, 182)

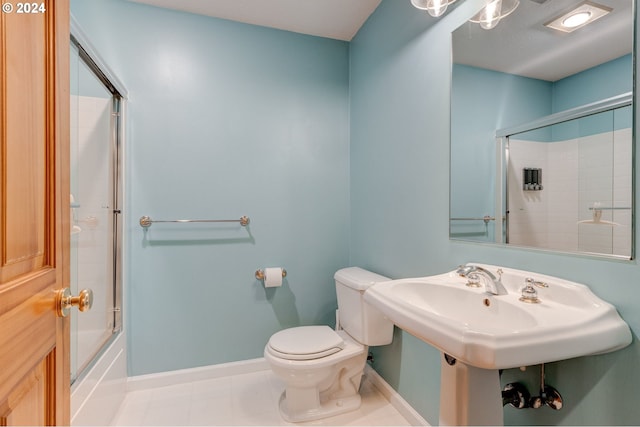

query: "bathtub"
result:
(71, 332), (127, 425)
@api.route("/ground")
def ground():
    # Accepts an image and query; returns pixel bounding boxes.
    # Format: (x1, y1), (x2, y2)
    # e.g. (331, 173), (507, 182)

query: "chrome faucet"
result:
(456, 264), (508, 296)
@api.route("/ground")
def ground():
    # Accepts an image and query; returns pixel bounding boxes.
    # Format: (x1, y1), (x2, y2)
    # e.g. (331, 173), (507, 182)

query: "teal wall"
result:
(71, 0), (351, 376)
(553, 54), (633, 112)
(450, 64), (551, 241)
(71, 0), (640, 424)
(552, 54), (632, 141)
(351, 0), (640, 425)
(550, 105), (632, 143)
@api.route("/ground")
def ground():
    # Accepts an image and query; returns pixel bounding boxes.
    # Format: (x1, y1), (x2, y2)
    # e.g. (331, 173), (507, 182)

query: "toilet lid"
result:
(268, 326), (345, 361)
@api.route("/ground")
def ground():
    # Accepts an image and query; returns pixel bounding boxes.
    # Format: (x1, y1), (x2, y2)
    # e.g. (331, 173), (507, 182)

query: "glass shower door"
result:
(70, 40), (122, 383)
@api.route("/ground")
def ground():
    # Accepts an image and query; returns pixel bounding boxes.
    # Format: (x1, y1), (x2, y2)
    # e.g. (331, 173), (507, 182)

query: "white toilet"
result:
(264, 267), (394, 423)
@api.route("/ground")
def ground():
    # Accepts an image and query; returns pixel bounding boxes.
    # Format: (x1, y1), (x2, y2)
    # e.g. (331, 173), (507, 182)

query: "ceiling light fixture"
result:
(544, 1), (612, 33)
(563, 11), (592, 28)
(469, 0), (520, 30)
(411, 0), (458, 18)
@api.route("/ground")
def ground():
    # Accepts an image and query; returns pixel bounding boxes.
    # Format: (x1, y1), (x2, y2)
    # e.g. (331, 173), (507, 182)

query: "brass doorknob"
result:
(56, 288), (93, 317)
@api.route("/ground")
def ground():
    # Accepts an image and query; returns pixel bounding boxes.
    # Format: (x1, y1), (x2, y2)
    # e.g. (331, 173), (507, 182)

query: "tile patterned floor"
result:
(111, 369), (412, 426)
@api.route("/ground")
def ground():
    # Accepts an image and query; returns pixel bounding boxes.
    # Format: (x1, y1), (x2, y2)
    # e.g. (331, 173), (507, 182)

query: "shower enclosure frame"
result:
(69, 15), (128, 425)
(495, 92), (635, 260)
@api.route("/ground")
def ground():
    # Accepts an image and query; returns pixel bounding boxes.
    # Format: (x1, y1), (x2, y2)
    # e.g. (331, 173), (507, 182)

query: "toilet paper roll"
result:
(264, 267), (283, 288)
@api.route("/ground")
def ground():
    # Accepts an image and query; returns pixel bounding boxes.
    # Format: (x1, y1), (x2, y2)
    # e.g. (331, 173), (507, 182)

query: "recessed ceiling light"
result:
(563, 11), (592, 28)
(544, 1), (612, 33)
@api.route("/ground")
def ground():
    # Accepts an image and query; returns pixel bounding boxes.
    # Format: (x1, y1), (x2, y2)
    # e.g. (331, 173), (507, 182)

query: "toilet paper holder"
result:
(255, 268), (287, 281)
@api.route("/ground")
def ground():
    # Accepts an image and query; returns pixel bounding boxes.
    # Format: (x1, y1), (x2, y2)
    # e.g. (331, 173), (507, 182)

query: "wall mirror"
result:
(450, 0), (634, 259)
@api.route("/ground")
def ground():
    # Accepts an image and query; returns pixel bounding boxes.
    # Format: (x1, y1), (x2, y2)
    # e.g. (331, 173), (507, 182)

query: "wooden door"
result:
(0, 0), (70, 424)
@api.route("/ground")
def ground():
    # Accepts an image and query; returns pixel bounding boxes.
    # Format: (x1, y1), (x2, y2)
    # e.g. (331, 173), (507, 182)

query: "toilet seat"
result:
(267, 326), (345, 361)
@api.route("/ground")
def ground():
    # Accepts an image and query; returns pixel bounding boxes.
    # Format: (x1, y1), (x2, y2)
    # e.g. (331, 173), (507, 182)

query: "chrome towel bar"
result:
(450, 216), (495, 225)
(588, 207), (631, 210)
(139, 215), (250, 228)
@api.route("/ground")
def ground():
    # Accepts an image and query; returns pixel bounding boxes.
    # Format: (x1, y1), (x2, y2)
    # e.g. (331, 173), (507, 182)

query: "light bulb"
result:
(410, 0), (430, 9)
(428, 0), (448, 17)
(562, 11), (592, 28)
(469, 0), (519, 30)
(411, 0), (456, 17)
(480, 0), (503, 30)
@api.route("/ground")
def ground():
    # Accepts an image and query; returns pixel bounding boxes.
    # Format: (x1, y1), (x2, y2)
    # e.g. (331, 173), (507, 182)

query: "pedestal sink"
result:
(363, 264), (632, 425)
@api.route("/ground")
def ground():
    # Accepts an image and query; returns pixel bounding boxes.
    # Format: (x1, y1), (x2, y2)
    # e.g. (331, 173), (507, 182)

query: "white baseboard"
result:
(364, 365), (430, 426)
(126, 358), (269, 391)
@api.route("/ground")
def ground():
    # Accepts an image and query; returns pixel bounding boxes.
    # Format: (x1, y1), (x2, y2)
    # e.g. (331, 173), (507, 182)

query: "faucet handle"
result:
(465, 272), (482, 288)
(520, 278), (541, 304)
(496, 268), (504, 280)
(526, 277), (548, 288)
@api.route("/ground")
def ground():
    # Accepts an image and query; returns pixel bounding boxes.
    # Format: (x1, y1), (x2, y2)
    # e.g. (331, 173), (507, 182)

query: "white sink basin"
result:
(364, 264), (632, 370)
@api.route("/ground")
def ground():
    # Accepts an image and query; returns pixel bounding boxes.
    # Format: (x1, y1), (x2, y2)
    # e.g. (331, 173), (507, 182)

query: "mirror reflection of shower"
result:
(70, 37), (124, 383)
(506, 104), (632, 259)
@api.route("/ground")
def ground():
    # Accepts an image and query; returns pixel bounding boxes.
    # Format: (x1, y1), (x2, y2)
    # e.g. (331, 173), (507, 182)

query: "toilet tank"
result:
(334, 267), (394, 346)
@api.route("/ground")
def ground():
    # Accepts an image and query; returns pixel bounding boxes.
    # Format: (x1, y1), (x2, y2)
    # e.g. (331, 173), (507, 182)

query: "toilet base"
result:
(278, 390), (362, 423)
(265, 330), (370, 423)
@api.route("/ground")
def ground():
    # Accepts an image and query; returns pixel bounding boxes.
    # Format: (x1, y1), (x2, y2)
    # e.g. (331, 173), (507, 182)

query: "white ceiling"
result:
(125, 0), (632, 81)
(126, 0), (382, 41)
(453, 0), (633, 81)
